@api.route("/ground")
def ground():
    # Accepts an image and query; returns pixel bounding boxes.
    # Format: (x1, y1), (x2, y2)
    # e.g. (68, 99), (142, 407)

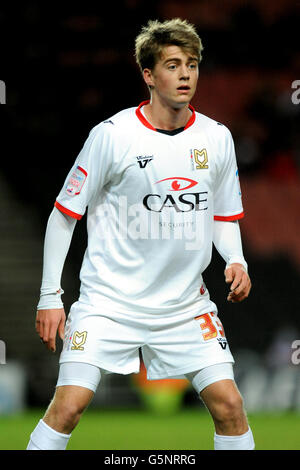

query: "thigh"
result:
(60, 302), (144, 375)
(52, 361), (100, 408)
(185, 362), (234, 394)
(142, 311), (234, 379)
(57, 361), (102, 393)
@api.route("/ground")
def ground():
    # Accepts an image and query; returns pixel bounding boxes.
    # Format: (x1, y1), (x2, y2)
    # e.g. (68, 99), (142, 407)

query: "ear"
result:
(143, 68), (155, 88)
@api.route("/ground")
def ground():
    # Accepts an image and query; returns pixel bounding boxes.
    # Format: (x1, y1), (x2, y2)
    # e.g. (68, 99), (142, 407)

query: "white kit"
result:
(49, 101), (245, 378)
(55, 101), (244, 317)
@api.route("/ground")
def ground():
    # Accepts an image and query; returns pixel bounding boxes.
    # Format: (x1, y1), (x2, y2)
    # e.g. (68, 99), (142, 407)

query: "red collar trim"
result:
(135, 100), (196, 132)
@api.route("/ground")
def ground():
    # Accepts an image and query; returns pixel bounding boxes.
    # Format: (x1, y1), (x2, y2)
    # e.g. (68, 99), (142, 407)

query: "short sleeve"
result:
(213, 127), (244, 221)
(55, 124), (113, 220)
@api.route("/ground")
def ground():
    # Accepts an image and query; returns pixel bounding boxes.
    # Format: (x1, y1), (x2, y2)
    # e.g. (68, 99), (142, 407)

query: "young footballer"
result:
(27, 18), (254, 450)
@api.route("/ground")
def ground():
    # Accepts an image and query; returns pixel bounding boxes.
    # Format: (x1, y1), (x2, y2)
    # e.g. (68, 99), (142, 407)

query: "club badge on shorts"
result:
(66, 165), (87, 196)
(71, 331), (88, 350)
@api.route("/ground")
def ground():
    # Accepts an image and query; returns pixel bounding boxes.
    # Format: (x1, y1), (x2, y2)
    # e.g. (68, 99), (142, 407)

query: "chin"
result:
(174, 93), (194, 107)
(172, 100), (190, 109)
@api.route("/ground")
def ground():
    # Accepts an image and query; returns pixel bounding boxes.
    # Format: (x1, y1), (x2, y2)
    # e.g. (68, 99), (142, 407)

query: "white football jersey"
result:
(55, 101), (244, 319)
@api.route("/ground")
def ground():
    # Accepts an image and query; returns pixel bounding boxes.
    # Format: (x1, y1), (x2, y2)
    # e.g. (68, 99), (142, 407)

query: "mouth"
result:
(177, 85), (191, 93)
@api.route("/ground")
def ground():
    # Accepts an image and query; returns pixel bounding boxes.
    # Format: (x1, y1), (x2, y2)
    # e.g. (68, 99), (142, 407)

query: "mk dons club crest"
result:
(71, 331), (88, 350)
(190, 148), (208, 170)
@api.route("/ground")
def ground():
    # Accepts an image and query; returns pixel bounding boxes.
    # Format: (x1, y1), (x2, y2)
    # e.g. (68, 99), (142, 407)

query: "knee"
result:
(213, 393), (245, 426)
(45, 392), (89, 433)
(56, 399), (85, 428)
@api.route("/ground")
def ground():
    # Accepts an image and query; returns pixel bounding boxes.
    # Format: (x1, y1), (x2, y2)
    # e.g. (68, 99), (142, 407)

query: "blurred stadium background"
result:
(0, 0), (299, 450)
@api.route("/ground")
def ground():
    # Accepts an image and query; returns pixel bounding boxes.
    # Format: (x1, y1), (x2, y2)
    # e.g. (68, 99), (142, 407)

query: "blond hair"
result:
(135, 18), (204, 72)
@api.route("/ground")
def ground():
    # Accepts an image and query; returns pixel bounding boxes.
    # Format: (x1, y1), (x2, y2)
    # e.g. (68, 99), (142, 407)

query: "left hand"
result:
(225, 263), (251, 303)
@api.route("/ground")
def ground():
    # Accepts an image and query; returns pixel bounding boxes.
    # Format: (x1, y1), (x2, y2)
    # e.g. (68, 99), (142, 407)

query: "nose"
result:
(179, 65), (190, 80)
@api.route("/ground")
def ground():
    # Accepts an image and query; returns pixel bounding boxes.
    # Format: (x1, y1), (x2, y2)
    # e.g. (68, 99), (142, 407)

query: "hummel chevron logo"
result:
(217, 338), (227, 350)
(136, 155), (154, 168)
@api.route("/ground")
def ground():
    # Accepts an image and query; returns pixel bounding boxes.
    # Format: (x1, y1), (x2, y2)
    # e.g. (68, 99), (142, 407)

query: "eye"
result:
(155, 177), (198, 191)
(167, 64), (177, 70)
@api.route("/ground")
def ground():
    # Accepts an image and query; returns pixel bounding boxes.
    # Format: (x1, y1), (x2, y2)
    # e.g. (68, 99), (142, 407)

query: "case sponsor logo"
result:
(143, 177), (208, 213)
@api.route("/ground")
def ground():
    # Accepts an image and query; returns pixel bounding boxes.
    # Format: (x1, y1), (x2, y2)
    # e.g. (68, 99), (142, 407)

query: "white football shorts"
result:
(59, 301), (234, 380)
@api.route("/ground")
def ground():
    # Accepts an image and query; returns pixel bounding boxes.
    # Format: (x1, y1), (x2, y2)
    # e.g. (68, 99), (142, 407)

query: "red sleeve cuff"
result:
(214, 211), (244, 221)
(55, 201), (83, 220)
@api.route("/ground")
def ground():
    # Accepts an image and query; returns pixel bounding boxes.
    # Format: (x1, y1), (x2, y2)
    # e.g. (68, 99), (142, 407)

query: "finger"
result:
(241, 276), (251, 295)
(228, 291), (244, 302)
(41, 317), (50, 342)
(48, 322), (59, 353)
(41, 320), (54, 353)
(228, 294), (246, 303)
(227, 280), (251, 302)
(37, 320), (45, 341)
(36, 318), (42, 336)
(229, 271), (244, 292)
(225, 267), (233, 284)
(58, 319), (65, 341)
(231, 274), (247, 295)
(37, 321), (51, 350)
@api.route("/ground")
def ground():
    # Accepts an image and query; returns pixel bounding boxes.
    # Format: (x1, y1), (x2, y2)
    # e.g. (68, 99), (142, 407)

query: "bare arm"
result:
(36, 207), (77, 352)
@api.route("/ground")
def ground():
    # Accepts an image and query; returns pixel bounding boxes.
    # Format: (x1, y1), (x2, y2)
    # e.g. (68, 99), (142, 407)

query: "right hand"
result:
(35, 308), (66, 353)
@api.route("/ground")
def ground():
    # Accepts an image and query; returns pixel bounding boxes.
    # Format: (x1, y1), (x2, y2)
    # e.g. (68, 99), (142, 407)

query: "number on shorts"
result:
(195, 312), (225, 341)
(214, 314), (225, 337)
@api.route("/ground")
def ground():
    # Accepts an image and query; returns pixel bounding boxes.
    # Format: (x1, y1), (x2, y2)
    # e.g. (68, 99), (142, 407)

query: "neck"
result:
(143, 95), (191, 130)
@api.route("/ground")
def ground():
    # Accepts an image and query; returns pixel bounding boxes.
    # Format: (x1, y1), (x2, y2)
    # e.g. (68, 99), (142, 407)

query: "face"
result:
(143, 45), (199, 109)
